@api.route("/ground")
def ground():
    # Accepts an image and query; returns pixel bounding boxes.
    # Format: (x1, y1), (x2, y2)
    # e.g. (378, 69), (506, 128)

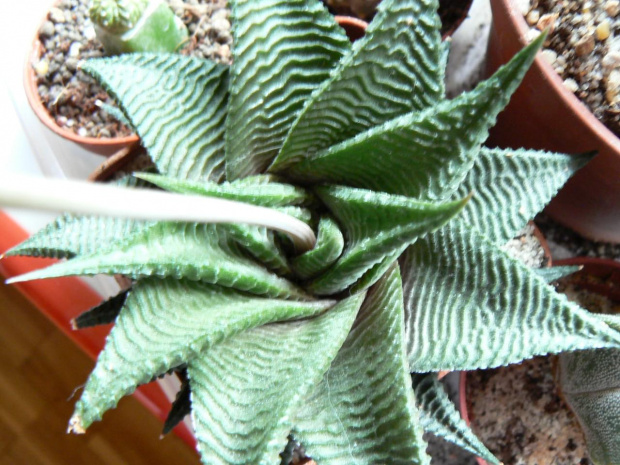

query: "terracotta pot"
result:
(486, 0), (620, 243)
(334, 15), (368, 41)
(24, 3), (141, 157)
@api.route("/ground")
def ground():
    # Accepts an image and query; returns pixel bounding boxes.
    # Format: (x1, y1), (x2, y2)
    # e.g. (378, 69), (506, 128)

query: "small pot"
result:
(486, 0), (620, 244)
(24, 2), (141, 157)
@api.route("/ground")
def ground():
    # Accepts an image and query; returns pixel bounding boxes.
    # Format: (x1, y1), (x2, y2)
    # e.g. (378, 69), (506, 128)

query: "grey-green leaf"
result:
(291, 216), (344, 280)
(402, 223), (620, 372)
(294, 265), (431, 465)
(188, 293), (364, 465)
(308, 186), (469, 295)
(135, 173), (310, 207)
(272, 0), (444, 170)
(536, 265), (581, 283)
(225, 0), (350, 179)
(281, 33), (545, 199)
(9, 222), (307, 300)
(82, 54), (229, 182)
(411, 373), (500, 465)
(5, 177), (152, 259)
(559, 348), (620, 465)
(69, 278), (336, 432)
(456, 148), (594, 245)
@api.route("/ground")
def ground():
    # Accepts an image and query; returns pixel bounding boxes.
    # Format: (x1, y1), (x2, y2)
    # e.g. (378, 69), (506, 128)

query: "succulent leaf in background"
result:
(5, 0), (620, 463)
(90, 0), (188, 54)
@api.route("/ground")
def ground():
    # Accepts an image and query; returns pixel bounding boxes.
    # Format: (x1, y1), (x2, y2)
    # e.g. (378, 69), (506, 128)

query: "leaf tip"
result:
(68, 415), (86, 435)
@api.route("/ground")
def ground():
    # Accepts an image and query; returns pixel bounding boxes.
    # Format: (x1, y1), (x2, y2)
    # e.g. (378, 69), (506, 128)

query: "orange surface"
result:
(0, 210), (195, 448)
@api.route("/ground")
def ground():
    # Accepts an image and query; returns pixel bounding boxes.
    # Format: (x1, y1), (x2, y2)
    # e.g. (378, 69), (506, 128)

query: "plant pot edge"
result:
(487, 0), (620, 243)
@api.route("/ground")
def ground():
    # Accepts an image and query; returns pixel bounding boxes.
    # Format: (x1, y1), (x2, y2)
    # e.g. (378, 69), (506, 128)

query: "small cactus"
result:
(90, 0), (188, 55)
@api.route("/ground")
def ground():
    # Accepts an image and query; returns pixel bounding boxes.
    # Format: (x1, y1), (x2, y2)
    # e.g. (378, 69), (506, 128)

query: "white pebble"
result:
(605, 0), (620, 17)
(34, 60), (49, 77)
(68, 42), (82, 57)
(83, 25), (97, 40)
(602, 50), (620, 74)
(526, 28), (542, 43)
(514, 0), (531, 16)
(541, 49), (558, 65)
(605, 69), (620, 103)
(563, 78), (579, 93)
(49, 7), (65, 23)
(526, 9), (540, 25)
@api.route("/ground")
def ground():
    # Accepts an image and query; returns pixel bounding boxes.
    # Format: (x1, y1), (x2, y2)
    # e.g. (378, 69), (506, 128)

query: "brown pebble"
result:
(604, 0), (620, 17)
(575, 33), (595, 56)
(537, 13), (558, 33)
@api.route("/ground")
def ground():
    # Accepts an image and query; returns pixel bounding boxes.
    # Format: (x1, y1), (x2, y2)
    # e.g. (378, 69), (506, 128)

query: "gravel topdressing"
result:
(519, 0), (620, 137)
(33, 0), (231, 140)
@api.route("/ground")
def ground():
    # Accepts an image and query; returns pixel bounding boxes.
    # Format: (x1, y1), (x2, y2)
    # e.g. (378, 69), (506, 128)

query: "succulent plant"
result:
(6, 0), (620, 463)
(90, 0), (188, 55)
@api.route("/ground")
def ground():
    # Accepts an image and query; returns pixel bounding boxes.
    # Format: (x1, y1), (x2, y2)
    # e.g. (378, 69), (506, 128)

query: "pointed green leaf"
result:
(82, 54), (229, 181)
(402, 223), (620, 372)
(224, 0), (350, 179)
(291, 216), (344, 280)
(280, 34), (545, 199)
(69, 278), (336, 432)
(411, 373), (499, 465)
(456, 148), (594, 244)
(223, 223), (290, 276)
(188, 293), (364, 465)
(294, 265), (430, 465)
(308, 186), (469, 295)
(559, 348), (620, 464)
(272, 0), (444, 170)
(9, 222), (307, 300)
(71, 290), (129, 329)
(136, 173), (310, 207)
(350, 244), (408, 294)
(536, 265), (581, 283)
(5, 177), (152, 259)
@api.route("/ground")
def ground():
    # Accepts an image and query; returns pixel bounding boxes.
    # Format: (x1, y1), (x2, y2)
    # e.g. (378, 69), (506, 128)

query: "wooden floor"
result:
(0, 281), (201, 465)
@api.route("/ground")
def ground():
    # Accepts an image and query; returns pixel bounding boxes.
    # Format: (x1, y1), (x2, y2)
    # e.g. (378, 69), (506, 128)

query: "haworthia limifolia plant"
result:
(4, 0), (618, 463)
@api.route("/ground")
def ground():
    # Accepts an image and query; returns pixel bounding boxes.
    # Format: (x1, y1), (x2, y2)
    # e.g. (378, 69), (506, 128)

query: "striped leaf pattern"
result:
(82, 54), (229, 182)
(411, 373), (499, 465)
(69, 278), (336, 432)
(456, 148), (593, 245)
(308, 186), (468, 295)
(223, 223), (290, 275)
(559, 348), (620, 464)
(294, 265), (431, 465)
(5, 177), (152, 259)
(402, 223), (620, 372)
(272, 0), (444, 170)
(291, 216), (344, 280)
(135, 173), (310, 207)
(284, 34), (544, 199)
(9, 222), (308, 300)
(188, 293), (364, 465)
(224, 0), (350, 179)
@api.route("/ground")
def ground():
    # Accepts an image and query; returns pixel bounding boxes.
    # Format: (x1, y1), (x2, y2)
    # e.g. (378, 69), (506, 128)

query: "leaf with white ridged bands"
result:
(4, 177), (152, 259)
(558, 348), (620, 464)
(536, 265), (581, 283)
(69, 278), (336, 432)
(271, 0), (444, 170)
(281, 34), (545, 199)
(456, 148), (594, 244)
(188, 293), (365, 465)
(9, 222), (308, 300)
(411, 373), (499, 465)
(307, 185), (469, 295)
(223, 223), (290, 276)
(402, 223), (620, 372)
(291, 216), (343, 280)
(294, 265), (430, 465)
(82, 54), (228, 182)
(350, 244), (407, 294)
(71, 290), (129, 329)
(224, 0), (350, 179)
(135, 173), (311, 207)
